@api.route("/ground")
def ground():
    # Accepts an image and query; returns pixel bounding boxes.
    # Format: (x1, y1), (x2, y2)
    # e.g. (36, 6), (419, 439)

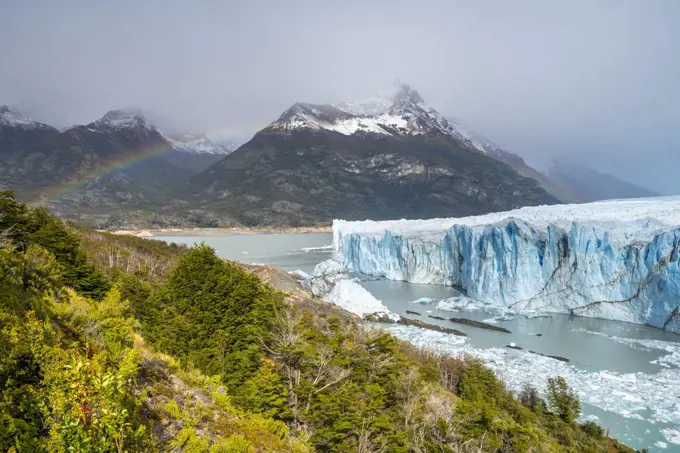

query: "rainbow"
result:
(538, 179), (585, 204)
(31, 127), (254, 201)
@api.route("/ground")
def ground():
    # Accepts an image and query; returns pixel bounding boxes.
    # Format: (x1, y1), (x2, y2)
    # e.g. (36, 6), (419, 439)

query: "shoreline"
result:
(105, 225), (332, 238)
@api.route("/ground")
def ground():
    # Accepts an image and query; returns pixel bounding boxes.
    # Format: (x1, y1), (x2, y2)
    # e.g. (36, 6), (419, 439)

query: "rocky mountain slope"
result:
(179, 84), (559, 226)
(548, 158), (659, 202)
(0, 107), (233, 213)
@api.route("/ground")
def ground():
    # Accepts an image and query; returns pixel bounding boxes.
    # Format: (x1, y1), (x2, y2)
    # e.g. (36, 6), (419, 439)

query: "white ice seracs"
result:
(334, 197), (680, 332)
(304, 260), (396, 320)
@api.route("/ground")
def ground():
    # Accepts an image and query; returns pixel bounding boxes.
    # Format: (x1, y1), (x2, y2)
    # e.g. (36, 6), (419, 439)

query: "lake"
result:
(156, 232), (680, 451)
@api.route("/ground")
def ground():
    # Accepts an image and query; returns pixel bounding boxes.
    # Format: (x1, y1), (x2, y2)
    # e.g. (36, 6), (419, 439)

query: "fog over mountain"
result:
(1, 0), (678, 194)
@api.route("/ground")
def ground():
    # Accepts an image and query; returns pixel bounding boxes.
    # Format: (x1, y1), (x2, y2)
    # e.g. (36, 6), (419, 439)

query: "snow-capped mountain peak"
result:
(264, 82), (520, 162)
(91, 108), (152, 131)
(168, 133), (246, 155)
(390, 82), (425, 109)
(0, 105), (52, 129)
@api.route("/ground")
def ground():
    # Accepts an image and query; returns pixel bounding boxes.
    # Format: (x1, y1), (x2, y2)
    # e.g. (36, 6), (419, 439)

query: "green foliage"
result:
(458, 358), (505, 402)
(0, 191), (110, 300)
(0, 301), (150, 452)
(0, 196), (637, 453)
(172, 427), (210, 453)
(583, 420), (606, 439)
(75, 226), (186, 282)
(210, 434), (254, 453)
(143, 244), (284, 389)
(519, 383), (548, 413)
(238, 358), (290, 418)
(547, 375), (582, 423)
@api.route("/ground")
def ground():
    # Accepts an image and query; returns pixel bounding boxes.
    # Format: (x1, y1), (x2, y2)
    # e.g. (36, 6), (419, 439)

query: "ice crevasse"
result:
(334, 197), (680, 333)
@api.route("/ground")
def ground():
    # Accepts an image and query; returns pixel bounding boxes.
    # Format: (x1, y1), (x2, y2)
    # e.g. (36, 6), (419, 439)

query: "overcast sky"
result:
(1, 0), (678, 194)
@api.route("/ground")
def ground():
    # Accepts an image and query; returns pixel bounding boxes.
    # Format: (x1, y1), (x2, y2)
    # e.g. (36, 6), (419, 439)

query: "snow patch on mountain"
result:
(169, 134), (240, 155)
(265, 82), (519, 161)
(0, 105), (51, 129)
(91, 109), (153, 131)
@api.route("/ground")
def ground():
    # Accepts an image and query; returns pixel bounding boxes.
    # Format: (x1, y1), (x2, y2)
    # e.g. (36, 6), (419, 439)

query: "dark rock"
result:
(506, 343), (570, 363)
(405, 310), (422, 316)
(449, 317), (511, 333)
(428, 315), (446, 321)
(529, 350), (570, 363)
(399, 317), (466, 336)
(365, 313), (395, 323)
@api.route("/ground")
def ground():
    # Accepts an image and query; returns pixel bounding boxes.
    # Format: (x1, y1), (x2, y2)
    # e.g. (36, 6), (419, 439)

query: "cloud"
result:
(1, 0), (678, 193)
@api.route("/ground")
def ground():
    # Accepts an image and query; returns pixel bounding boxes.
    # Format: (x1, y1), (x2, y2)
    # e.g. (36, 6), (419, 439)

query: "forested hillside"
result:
(0, 191), (639, 452)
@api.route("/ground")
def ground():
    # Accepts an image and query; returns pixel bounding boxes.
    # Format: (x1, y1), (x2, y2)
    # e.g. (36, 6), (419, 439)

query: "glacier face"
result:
(334, 197), (680, 332)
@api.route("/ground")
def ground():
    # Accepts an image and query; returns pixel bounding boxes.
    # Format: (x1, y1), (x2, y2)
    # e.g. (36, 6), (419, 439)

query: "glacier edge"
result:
(334, 199), (680, 333)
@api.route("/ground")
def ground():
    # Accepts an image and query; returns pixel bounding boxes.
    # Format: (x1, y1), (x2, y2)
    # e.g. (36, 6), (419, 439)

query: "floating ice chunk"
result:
(661, 428), (680, 445)
(327, 279), (396, 319)
(573, 329), (680, 369)
(300, 244), (334, 252)
(580, 414), (599, 422)
(483, 318), (499, 324)
(436, 295), (483, 312)
(410, 297), (434, 305)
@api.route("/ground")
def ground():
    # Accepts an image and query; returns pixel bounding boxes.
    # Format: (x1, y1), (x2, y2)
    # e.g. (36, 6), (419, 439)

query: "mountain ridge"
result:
(548, 158), (659, 202)
(178, 83), (559, 226)
(2, 84), (572, 228)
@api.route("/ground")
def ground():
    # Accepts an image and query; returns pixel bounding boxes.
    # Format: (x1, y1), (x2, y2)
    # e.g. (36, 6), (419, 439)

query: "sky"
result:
(1, 0), (679, 194)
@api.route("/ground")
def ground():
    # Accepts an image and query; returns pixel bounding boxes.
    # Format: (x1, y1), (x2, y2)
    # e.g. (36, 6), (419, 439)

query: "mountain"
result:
(0, 105), (55, 130)
(1, 105), (88, 193)
(548, 158), (659, 202)
(180, 83), (558, 226)
(1, 108), (207, 208)
(164, 133), (240, 172)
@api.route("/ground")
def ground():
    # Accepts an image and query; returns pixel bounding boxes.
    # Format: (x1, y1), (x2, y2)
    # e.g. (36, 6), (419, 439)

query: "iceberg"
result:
(334, 197), (680, 332)
(304, 260), (396, 320)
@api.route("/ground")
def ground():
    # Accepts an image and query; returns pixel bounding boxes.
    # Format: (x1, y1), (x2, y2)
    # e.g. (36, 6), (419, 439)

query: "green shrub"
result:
(546, 376), (581, 423)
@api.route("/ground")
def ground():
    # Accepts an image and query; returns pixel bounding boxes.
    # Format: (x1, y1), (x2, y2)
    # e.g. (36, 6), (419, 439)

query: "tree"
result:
(518, 384), (547, 413)
(145, 244), (284, 389)
(546, 376), (581, 423)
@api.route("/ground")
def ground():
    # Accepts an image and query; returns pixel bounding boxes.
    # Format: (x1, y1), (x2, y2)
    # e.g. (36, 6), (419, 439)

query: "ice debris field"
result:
(387, 324), (680, 448)
(303, 256), (680, 448)
(333, 197), (680, 333)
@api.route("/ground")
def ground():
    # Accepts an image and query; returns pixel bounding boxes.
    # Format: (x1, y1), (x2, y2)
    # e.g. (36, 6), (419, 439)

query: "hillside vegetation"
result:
(0, 191), (640, 452)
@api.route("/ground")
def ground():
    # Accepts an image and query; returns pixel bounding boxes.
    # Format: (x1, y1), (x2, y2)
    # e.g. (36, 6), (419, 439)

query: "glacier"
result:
(334, 197), (680, 332)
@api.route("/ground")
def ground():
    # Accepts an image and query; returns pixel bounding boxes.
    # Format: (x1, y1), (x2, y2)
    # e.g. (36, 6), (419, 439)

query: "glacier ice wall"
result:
(334, 202), (680, 332)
